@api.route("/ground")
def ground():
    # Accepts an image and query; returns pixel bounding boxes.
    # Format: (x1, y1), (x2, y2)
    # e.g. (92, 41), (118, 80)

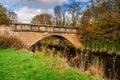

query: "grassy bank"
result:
(0, 49), (103, 80)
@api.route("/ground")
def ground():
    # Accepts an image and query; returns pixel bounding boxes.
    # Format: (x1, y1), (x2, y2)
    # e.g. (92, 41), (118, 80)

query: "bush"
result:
(0, 36), (23, 49)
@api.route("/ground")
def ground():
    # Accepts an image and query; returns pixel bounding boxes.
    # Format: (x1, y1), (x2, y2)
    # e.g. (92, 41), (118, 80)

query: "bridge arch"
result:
(29, 33), (77, 48)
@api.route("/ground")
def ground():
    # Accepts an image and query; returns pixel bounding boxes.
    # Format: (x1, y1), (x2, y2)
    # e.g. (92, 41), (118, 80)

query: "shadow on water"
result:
(84, 50), (120, 80)
(30, 43), (120, 80)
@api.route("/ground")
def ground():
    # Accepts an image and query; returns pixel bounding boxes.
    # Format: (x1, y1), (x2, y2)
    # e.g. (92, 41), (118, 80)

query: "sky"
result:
(0, 0), (89, 23)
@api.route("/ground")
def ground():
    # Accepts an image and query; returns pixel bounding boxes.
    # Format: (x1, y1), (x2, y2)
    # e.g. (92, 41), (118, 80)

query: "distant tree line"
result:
(31, 1), (81, 27)
(53, 1), (81, 27)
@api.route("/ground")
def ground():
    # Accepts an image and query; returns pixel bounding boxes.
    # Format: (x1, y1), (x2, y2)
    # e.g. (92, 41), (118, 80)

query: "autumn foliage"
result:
(0, 36), (23, 49)
(79, 0), (120, 52)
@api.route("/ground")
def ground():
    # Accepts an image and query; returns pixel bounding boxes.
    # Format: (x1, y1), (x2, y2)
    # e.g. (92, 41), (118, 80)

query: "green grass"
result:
(0, 49), (103, 80)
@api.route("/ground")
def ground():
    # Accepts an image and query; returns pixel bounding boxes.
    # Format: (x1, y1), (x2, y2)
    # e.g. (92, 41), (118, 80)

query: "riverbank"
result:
(0, 49), (102, 80)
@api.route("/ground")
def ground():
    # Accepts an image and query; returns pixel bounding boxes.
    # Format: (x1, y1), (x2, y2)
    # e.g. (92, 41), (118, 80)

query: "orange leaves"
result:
(31, 13), (52, 25)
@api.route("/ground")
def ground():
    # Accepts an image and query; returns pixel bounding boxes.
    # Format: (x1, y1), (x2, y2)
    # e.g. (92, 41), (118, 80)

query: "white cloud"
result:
(15, 6), (45, 23)
(35, 0), (69, 5)
(15, 6), (54, 23)
(47, 9), (54, 14)
(37, 0), (57, 4)
(7, 0), (69, 5)
(4, 0), (27, 3)
(75, 0), (89, 2)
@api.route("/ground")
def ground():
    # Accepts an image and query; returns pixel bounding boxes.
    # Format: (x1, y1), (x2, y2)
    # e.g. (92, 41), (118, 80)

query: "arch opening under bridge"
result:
(29, 33), (79, 49)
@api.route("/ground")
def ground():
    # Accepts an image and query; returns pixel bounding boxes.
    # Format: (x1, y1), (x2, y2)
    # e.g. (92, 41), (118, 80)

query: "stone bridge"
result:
(0, 23), (83, 49)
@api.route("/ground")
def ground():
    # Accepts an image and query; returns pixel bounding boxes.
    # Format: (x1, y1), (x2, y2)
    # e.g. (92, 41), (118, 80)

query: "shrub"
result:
(0, 36), (23, 49)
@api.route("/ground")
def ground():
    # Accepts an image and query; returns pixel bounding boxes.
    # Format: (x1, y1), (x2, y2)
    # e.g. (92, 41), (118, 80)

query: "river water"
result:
(31, 44), (120, 80)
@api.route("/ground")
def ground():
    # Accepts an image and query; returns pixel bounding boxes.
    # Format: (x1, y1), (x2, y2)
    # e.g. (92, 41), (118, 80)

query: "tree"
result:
(68, 1), (81, 27)
(78, 0), (120, 51)
(0, 4), (7, 13)
(61, 3), (68, 26)
(54, 5), (62, 26)
(53, 1), (82, 27)
(79, 9), (92, 40)
(31, 13), (52, 25)
(0, 4), (10, 25)
(54, 3), (68, 26)
(8, 11), (18, 23)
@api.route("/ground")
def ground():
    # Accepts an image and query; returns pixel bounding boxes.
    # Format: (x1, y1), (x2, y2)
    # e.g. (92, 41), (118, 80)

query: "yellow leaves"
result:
(31, 13), (52, 25)
(83, 9), (91, 17)
(51, 62), (69, 71)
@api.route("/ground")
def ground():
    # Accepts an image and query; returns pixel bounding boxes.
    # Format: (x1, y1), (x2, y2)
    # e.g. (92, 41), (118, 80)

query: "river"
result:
(31, 43), (120, 80)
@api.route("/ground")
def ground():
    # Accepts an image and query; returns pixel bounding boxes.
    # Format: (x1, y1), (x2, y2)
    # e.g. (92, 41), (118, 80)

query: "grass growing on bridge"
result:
(0, 49), (103, 80)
